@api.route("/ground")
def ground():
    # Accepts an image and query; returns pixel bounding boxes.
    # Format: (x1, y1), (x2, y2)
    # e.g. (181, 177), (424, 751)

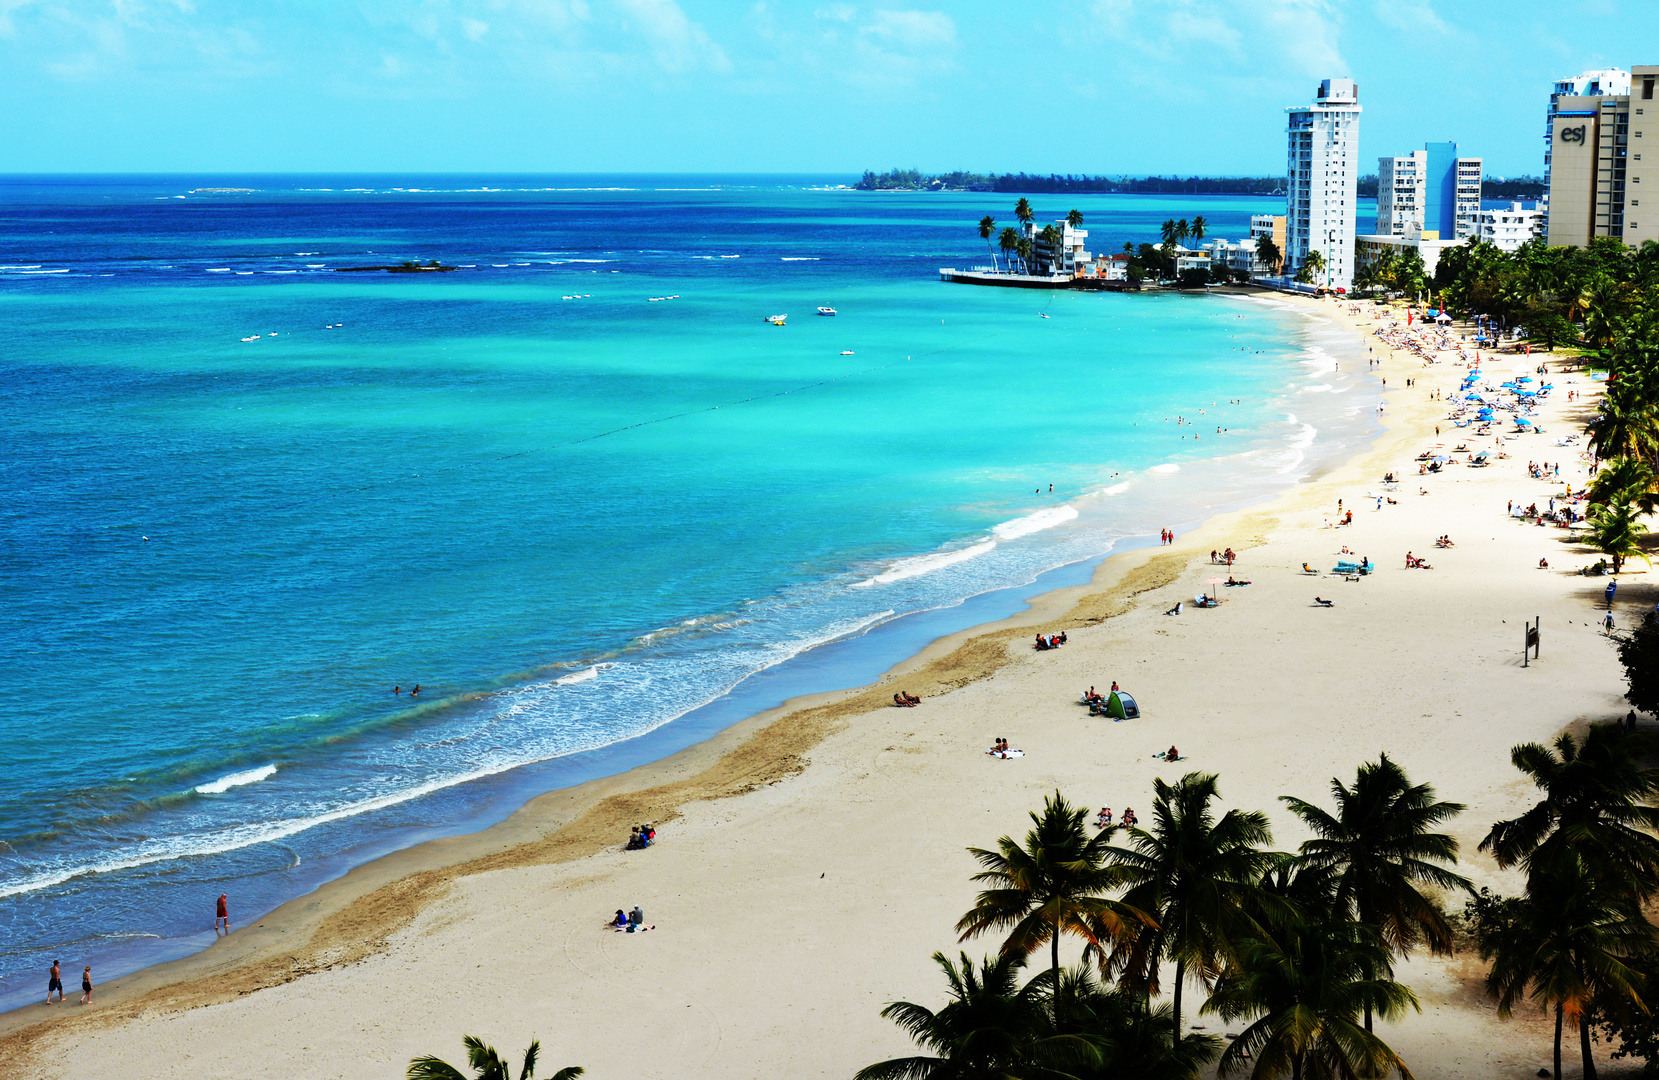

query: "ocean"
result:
(0, 175), (1379, 1009)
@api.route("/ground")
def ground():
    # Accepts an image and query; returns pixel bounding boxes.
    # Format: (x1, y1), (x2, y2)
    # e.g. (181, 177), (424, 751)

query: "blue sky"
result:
(1, 0), (1652, 175)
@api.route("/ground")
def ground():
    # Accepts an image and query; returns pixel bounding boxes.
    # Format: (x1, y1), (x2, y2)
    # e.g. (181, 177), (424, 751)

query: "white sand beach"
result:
(3, 294), (1631, 1080)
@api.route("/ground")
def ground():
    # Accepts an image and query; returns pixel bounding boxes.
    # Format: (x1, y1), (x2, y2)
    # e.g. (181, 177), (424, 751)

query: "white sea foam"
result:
(553, 666), (599, 686)
(852, 540), (997, 587)
(1150, 463), (1180, 474)
(194, 764), (277, 794)
(992, 505), (1079, 540)
(1099, 482), (1130, 496)
(780, 257), (820, 261)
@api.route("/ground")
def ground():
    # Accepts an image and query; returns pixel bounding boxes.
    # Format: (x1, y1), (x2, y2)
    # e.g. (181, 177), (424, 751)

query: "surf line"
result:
(270, 324), (1017, 511)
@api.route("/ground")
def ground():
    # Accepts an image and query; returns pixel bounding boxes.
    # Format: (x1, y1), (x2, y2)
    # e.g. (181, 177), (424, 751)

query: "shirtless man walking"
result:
(46, 960), (64, 1004)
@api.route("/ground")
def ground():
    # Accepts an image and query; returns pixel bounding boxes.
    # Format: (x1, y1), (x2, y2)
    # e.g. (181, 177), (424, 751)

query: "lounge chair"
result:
(1314, 597), (1335, 607)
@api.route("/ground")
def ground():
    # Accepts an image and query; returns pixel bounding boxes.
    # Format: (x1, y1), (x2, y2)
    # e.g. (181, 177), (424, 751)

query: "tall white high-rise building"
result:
(1286, 78), (1361, 290)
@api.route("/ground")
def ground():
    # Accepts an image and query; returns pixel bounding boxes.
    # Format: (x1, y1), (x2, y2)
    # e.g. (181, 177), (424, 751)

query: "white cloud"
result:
(1083, 0), (1346, 76)
(613, 0), (731, 73)
(1372, 0), (1452, 37)
(863, 9), (955, 49)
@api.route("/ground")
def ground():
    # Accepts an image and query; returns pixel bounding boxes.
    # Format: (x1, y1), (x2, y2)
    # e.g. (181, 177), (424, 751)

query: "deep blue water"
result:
(0, 175), (1376, 1009)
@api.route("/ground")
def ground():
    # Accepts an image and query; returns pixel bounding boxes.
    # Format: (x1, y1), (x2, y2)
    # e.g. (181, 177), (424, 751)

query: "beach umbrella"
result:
(1204, 575), (1226, 601)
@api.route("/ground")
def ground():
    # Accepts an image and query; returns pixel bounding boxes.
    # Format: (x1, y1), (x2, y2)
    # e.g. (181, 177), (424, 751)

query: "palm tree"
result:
(999, 227), (1020, 275)
(1038, 224), (1062, 274)
(1481, 726), (1659, 896)
(1174, 220), (1191, 249)
(1016, 238), (1034, 276)
(1105, 773), (1275, 1037)
(1016, 198), (1035, 234)
(1205, 919), (1419, 1080)
(958, 792), (1147, 1013)
(1160, 219), (1179, 247)
(1189, 216), (1207, 246)
(856, 951), (1098, 1080)
(1050, 965), (1221, 1080)
(1586, 380), (1659, 463)
(1283, 756), (1471, 1031)
(1254, 235), (1282, 277)
(409, 1036), (581, 1080)
(1067, 209), (1084, 229)
(1587, 455), (1659, 516)
(979, 215), (1000, 272)
(1589, 496), (1652, 575)
(1481, 853), (1653, 1080)
(1296, 250), (1326, 286)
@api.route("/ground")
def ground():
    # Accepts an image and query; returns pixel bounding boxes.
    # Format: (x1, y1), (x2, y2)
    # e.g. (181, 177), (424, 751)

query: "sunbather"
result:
(1165, 602), (1183, 615)
(1314, 597), (1334, 607)
(902, 691), (921, 704)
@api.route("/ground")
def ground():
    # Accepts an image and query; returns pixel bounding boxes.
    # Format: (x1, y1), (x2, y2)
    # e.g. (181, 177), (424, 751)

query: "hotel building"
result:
(1473, 203), (1544, 251)
(1542, 64), (1659, 247)
(1377, 143), (1482, 240)
(1286, 78), (1361, 290)
(1543, 68), (1629, 235)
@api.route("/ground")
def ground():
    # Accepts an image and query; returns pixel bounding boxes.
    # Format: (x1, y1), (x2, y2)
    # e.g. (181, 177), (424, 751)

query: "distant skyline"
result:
(1, 0), (1652, 177)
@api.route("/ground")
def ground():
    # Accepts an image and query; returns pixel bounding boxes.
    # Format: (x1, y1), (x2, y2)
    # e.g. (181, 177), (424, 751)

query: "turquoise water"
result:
(0, 176), (1376, 1007)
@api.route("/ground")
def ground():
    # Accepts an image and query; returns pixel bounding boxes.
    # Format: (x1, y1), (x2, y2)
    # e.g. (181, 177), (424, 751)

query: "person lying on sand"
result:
(1314, 597), (1334, 607)
(1225, 577), (1251, 586)
(1165, 602), (1183, 616)
(902, 691), (921, 704)
(892, 693), (916, 708)
(1302, 562), (1317, 574)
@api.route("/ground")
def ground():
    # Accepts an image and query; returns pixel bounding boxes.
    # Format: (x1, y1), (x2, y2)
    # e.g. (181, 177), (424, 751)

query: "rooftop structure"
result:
(1286, 78), (1361, 290)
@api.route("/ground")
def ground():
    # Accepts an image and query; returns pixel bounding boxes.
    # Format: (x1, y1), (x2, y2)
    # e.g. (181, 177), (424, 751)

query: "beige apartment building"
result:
(1547, 64), (1658, 247)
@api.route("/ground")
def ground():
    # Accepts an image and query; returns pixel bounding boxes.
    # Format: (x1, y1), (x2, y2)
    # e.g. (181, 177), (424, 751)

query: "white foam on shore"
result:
(553, 666), (600, 686)
(194, 764), (277, 794)
(992, 505), (1078, 540)
(1099, 482), (1130, 496)
(853, 540), (997, 587)
(1150, 463), (1180, 474)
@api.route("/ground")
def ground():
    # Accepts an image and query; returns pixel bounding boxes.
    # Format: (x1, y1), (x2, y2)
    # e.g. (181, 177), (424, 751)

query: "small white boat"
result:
(766, 314), (787, 325)
(817, 307), (837, 316)
(840, 350), (854, 355)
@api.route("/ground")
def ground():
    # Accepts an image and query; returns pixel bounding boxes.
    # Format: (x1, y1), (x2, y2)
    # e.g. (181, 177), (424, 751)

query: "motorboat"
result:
(817, 307), (836, 316)
(766, 314), (787, 325)
(840, 350), (854, 355)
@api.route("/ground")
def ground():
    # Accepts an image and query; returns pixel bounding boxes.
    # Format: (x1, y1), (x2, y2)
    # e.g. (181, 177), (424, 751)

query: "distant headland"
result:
(854, 168), (1546, 200)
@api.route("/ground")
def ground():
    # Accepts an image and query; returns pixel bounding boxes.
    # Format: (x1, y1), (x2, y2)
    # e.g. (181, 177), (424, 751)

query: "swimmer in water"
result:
(411, 685), (421, 696)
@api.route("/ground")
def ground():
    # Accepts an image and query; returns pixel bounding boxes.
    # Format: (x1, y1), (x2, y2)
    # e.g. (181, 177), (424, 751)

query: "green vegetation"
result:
(409, 1036), (582, 1080)
(856, 169), (1285, 194)
(865, 758), (1486, 1080)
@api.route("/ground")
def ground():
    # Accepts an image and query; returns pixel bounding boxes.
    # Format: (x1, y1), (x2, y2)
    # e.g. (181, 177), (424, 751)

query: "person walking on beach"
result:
(46, 960), (63, 1004)
(216, 893), (229, 935)
(80, 965), (92, 1005)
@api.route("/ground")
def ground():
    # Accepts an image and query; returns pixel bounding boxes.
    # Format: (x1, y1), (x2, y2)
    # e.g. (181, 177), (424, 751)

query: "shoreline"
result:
(15, 290), (1618, 1080)
(0, 289), (1384, 1051)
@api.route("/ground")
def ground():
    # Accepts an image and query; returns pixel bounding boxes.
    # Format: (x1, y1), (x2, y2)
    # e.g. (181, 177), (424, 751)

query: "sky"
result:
(1, 0), (1653, 176)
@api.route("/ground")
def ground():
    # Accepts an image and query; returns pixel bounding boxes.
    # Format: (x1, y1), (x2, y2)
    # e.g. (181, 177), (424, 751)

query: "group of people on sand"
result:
(1434, 535), (1456, 548)
(1034, 632), (1067, 651)
(609, 905), (651, 933)
(891, 690), (922, 707)
(1097, 806), (1137, 829)
(1403, 551), (1434, 569)
(1209, 548), (1236, 565)
(1083, 682), (1119, 705)
(987, 738), (1021, 759)
(625, 823), (656, 850)
(45, 960), (93, 1006)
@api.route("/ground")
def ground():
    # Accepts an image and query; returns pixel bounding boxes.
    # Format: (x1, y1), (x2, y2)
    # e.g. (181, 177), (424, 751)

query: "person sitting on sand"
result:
(1097, 807), (1113, 828)
(1539, 557), (1550, 569)
(1165, 601), (1183, 616)
(1121, 808), (1137, 828)
(612, 909), (629, 928)
(1035, 633), (1049, 650)
(902, 691), (921, 704)
(1058, 631), (1067, 645)
(1166, 746), (1179, 761)
(1110, 681), (1119, 692)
